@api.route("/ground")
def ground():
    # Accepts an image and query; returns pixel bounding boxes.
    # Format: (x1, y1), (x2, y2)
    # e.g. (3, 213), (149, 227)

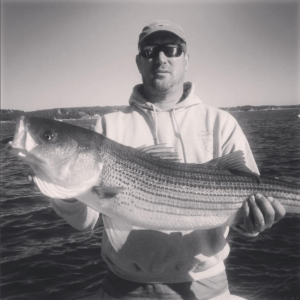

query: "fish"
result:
(3, 116), (300, 231)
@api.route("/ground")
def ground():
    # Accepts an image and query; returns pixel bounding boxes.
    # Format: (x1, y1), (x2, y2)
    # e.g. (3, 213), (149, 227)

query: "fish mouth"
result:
(1, 136), (14, 145)
(3, 116), (39, 160)
(2, 132), (38, 185)
(11, 116), (27, 149)
(3, 116), (27, 155)
(1, 116), (26, 148)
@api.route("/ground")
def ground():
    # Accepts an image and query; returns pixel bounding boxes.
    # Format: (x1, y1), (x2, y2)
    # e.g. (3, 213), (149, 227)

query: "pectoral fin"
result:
(93, 186), (126, 198)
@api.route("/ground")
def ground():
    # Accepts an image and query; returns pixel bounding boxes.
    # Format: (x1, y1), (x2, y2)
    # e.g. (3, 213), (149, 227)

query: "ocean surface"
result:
(1, 109), (300, 300)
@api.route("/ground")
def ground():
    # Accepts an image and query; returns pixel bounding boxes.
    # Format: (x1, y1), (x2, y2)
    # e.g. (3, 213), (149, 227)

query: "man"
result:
(51, 20), (286, 300)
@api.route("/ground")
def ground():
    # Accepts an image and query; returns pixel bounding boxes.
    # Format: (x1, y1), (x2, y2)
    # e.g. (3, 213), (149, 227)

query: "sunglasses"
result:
(139, 44), (186, 59)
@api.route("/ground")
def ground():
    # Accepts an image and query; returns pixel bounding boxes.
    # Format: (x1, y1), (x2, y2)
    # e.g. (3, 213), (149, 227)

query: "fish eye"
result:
(42, 131), (56, 142)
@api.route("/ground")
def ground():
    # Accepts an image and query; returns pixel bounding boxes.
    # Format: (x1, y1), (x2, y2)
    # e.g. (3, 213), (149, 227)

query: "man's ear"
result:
(136, 55), (142, 74)
(184, 53), (190, 72)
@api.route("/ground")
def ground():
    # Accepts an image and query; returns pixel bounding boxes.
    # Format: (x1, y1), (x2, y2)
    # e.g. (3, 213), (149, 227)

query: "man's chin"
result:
(151, 80), (172, 92)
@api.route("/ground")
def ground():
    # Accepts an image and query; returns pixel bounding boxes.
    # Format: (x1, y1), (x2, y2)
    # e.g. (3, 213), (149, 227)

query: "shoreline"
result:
(1, 108), (299, 123)
(0, 117), (100, 123)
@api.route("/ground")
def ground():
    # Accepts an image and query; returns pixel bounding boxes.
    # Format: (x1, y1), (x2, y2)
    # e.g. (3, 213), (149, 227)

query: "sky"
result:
(1, 0), (299, 111)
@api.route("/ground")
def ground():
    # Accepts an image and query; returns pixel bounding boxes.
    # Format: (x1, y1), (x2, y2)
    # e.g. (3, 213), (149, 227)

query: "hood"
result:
(129, 82), (202, 111)
(127, 82), (202, 163)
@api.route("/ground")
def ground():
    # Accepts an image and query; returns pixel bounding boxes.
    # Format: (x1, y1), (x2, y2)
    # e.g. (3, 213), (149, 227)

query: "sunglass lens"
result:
(141, 47), (155, 58)
(141, 45), (182, 58)
(163, 46), (182, 57)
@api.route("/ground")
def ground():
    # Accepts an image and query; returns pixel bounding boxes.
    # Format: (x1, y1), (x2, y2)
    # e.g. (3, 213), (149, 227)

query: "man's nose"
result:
(157, 51), (167, 63)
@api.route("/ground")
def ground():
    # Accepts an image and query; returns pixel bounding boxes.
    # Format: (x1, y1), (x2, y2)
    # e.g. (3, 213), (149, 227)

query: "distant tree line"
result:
(1, 104), (299, 122)
(0, 106), (128, 121)
(219, 104), (300, 112)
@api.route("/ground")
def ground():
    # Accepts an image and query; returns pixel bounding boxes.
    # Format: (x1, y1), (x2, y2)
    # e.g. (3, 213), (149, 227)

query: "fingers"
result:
(268, 197), (286, 222)
(253, 194), (275, 229)
(241, 194), (286, 234)
(241, 199), (257, 234)
(242, 195), (266, 233)
(254, 194), (286, 225)
(249, 195), (266, 228)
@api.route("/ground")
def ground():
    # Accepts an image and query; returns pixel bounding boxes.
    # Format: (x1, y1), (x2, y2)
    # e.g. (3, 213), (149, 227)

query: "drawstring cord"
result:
(132, 102), (187, 163)
(172, 109), (187, 163)
(133, 102), (160, 145)
(150, 103), (159, 145)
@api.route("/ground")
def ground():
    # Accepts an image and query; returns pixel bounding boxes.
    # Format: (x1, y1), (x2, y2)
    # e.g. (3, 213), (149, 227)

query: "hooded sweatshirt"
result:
(51, 82), (259, 284)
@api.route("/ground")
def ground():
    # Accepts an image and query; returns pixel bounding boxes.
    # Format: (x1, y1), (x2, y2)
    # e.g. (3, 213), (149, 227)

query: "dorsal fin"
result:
(202, 151), (246, 169)
(137, 144), (181, 162)
(202, 151), (261, 184)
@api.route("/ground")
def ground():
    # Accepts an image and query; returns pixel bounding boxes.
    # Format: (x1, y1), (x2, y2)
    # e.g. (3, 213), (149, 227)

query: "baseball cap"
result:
(138, 20), (186, 46)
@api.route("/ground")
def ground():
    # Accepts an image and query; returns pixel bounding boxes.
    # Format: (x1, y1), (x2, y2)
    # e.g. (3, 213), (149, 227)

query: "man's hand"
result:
(241, 194), (286, 234)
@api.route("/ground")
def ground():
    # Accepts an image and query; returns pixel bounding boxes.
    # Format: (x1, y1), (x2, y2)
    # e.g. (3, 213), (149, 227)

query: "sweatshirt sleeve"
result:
(220, 117), (260, 237)
(94, 116), (106, 135)
(221, 118), (259, 174)
(51, 199), (100, 231)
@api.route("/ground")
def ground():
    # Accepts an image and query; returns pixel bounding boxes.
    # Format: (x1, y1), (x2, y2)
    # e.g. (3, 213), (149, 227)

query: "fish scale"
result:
(95, 140), (299, 230)
(4, 116), (300, 231)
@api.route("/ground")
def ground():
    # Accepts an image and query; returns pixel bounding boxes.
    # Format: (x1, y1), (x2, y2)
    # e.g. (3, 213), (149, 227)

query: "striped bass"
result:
(4, 116), (300, 230)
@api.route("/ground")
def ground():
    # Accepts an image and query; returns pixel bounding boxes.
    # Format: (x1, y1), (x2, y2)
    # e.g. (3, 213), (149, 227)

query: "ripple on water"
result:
(1, 110), (300, 299)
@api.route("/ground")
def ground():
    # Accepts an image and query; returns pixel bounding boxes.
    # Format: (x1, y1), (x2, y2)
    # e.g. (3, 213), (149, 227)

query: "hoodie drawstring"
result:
(150, 104), (187, 163)
(172, 109), (187, 163)
(132, 102), (187, 163)
(132, 102), (160, 145)
(150, 103), (159, 145)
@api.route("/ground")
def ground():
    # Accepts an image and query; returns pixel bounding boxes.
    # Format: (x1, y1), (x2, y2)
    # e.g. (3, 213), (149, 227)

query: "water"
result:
(1, 110), (300, 300)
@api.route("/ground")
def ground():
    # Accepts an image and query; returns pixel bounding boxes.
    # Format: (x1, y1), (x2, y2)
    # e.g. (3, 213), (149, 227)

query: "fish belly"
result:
(100, 159), (249, 230)
(97, 146), (300, 231)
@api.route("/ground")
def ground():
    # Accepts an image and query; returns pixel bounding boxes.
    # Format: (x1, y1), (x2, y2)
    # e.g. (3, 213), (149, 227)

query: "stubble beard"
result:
(142, 71), (185, 96)
(143, 74), (175, 95)
(151, 78), (173, 94)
